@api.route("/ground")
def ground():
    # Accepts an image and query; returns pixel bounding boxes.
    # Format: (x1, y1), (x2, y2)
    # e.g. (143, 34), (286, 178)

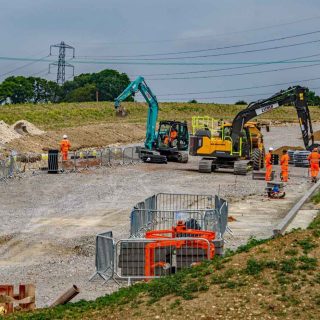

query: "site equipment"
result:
(266, 182), (285, 199)
(145, 221), (215, 277)
(115, 76), (189, 163)
(190, 86), (316, 174)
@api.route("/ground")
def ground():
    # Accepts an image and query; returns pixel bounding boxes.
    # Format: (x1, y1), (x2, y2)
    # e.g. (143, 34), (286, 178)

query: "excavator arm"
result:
(115, 76), (159, 150)
(230, 86), (315, 150)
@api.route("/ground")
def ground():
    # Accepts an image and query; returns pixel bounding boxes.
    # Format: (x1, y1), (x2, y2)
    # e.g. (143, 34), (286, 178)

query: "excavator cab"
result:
(155, 121), (189, 162)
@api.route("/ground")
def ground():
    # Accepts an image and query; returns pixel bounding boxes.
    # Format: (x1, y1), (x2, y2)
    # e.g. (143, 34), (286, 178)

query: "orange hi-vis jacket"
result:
(308, 151), (320, 164)
(265, 152), (272, 167)
(60, 139), (71, 153)
(170, 130), (178, 140)
(280, 154), (289, 167)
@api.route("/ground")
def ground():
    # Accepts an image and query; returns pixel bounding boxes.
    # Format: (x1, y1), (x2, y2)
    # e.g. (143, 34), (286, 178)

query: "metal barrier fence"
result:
(90, 231), (115, 282)
(0, 146), (142, 180)
(91, 193), (229, 284)
(130, 209), (220, 238)
(91, 236), (212, 284)
(134, 193), (215, 211)
(131, 193), (228, 240)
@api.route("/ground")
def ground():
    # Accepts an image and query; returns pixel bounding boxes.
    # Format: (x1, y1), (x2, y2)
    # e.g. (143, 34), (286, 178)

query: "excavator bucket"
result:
(115, 106), (128, 117)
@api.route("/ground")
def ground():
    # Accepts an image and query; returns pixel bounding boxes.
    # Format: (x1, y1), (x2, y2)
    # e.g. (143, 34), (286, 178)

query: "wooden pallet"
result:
(0, 284), (35, 315)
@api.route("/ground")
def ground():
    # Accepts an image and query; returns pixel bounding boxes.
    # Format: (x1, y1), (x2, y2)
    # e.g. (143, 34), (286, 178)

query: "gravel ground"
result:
(0, 124), (319, 307)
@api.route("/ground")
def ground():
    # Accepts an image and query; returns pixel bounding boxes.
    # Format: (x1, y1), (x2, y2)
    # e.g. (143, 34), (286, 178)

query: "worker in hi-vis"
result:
(280, 149), (289, 182)
(60, 135), (71, 161)
(308, 148), (320, 183)
(265, 147), (273, 181)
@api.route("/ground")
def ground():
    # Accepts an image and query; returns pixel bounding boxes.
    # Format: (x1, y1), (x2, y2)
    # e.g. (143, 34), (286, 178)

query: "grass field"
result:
(1, 102), (320, 130)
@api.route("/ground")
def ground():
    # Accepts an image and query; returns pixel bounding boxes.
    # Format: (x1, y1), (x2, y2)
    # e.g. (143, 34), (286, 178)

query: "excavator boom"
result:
(115, 76), (158, 150)
(231, 86), (314, 150)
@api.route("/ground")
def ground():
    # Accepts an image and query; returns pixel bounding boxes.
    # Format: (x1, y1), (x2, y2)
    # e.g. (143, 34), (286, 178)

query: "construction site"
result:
(1, 95), (320, 316)
(1, 1), (320, 319)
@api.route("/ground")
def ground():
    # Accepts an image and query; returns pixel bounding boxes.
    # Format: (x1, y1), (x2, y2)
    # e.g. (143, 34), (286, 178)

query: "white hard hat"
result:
(63, 135), (68, 139)
(269, 147), (274, 151)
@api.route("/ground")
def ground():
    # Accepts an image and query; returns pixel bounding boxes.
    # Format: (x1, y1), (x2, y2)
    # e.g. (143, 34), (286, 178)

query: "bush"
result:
(235, 100), (247, 105)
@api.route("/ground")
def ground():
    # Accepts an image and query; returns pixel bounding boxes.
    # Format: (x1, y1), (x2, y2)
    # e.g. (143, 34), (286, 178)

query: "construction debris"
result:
(0, 284), (35, 315)
(50, 285), (80, 307)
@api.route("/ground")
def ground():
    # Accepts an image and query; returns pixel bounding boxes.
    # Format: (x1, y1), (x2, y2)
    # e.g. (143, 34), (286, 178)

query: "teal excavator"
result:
(115, 76), (189, 163)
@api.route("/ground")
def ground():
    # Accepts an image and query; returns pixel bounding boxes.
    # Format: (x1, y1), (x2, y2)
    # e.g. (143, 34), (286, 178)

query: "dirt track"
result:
(0, 124), (319, 307)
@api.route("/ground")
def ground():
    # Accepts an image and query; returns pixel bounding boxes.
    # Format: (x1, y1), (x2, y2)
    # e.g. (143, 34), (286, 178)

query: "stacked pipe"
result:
(292, 150), (310, 167)
(288, 150), (295, 165)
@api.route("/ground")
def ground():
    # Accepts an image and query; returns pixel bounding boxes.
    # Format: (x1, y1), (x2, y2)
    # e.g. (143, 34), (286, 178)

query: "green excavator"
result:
(115, 76), (189, 164)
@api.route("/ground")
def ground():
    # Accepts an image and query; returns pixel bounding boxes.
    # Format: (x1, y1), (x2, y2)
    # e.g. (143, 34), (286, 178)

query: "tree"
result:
(235, 100), (247, 105)
(0, 76), (60, 104)
(0, 76), (33, 103)
(61, 69), (132, 102)
(0, 69), (132, 104)
(188, 99), (198, 103)
(64, 84), (96, 102)
(306, 90), (320, 106)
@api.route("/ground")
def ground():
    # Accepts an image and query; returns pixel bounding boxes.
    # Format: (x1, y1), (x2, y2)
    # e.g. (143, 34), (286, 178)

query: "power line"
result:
(156, 76), (320, 97)
(29, 68), (50, 77)
(78, 30), (320, 59)
(78, 38), (320, 61)
(130, 52), (320, 77)
(158, 86), (320, 102)
(149, 61), (320, 81)
(0, 55), (49, 78)
(83, 15), (320, 45)
(1, 56), (320, 66)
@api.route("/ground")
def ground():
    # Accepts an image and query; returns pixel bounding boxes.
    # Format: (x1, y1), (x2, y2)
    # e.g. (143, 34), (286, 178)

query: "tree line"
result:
(0, 69), (132, 104)
(0, 69), (319, 106)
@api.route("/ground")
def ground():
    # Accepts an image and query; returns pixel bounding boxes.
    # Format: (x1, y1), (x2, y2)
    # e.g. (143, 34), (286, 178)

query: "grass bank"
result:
(0, 102), (320, 130)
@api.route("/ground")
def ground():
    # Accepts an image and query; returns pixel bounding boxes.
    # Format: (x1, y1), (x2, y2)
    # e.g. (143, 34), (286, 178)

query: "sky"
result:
(1, 0), (320, 103)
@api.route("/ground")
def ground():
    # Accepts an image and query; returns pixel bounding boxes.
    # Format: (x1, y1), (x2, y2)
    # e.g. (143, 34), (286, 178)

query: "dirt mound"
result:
(313, 130), (320, 141)
(274, 145), (304, 155)
(7, 123), (146, 153)
(0, 120), (44, 147)
(0, 120), (21, 144)
(11, 120), (44, 135)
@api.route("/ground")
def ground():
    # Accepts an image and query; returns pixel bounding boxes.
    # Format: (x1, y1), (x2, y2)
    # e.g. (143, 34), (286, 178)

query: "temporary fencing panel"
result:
(0, 146), (143, 181)
(130, 209), (219, 238)
(101, 148), (111, 167)
(115, 237), (212, 282)
(123, 147), (134, 165)
(110, 147), (124, 166)
(155, 193), (214, 210)
(130, 193), (228, 239)
(90, 231), (115, 282)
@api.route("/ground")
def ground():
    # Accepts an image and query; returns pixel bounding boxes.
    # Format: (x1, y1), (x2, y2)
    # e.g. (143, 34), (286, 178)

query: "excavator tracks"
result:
(199, 159), (213, 173)
(234, 160), (251, 175)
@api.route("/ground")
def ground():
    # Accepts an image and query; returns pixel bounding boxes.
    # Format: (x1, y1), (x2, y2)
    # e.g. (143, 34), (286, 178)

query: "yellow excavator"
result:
(189, 86), (316, 174)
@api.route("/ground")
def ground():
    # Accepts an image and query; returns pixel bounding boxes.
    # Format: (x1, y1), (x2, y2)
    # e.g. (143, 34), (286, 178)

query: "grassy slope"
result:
(6, 203), (320, 320)
(1, 102), (320, 130)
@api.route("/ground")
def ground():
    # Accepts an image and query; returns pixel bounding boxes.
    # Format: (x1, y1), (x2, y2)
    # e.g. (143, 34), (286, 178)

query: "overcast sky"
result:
(1, 0), (320, 103)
